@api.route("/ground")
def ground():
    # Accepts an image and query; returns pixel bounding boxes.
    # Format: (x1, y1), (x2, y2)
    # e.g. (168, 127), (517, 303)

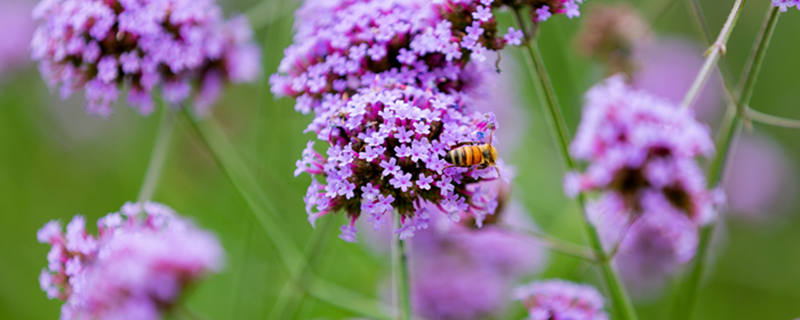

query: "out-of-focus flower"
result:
(362, 166), (547, 319)
(724, 133), (796, 220)
(0, 1), (35, 77)
(515, 279), (609, 320)
(632, 38), (723, 121)
(773, 0), (800, 11)
(566, 76), (721, 225)
(575, 3), (650, 77)
(591, 205), (698, 296)
(576, 5), (723, 120)
(37, 202), (223, 319)
(296, 84), (500, 241)
(411, 200), (546, 320)
(31, 0), (260, 117)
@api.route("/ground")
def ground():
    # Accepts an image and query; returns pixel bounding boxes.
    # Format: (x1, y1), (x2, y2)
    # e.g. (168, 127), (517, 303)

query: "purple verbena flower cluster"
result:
(31, 0), (261, 117)
(773, 0), (800, 11)
(296, 84), (500, 241)
(37, 202), (223, 319)
(565, 76), (721, 225)
(270, 0), (532, 113)
(515, 280), (609, 320)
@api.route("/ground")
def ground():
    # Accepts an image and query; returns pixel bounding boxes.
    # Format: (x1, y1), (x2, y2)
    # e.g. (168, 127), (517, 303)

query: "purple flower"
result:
(515, 280), (608, 320)
(37, 202), (223, 319)
(773, 0), (800, 11)
(536, 6), (552, 22)
(31, 0), (260, 117)
(295, 84), (499, 240)
(567, 76), (720, 225)
(632, 38), (723, 122)
(472, 6), (492, 22)
(270, 0), (530, 111)
(724, 133), (795, 220)
(504, 27), (524, 46)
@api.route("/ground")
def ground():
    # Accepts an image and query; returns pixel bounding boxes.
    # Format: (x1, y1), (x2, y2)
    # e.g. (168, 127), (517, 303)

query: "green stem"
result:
(245, 0), (291, 30)
(675, 6), (781, 320)
(268, 218), (336, 319)
(512, 10), (637, 320)
(394, 217), (412, 320)
(680, 0), (746, 110)
(746, 109), (800, 129)
(504, 226), (597, 262)
(182, 110), (391, 319)
(136, 105), (175, 203)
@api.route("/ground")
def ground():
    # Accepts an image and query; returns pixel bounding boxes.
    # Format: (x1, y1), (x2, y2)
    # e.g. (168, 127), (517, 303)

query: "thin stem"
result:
(675, 6), (781, 320)
(393, 217), (412, 320)
(746, 108), (800, 129)
(245, 0), (291, 30)
(680, 0), (746, 110)
(182, 110), (391, 319)
(512, 10), (637, 320)
(307, 279), (396, 320)
(503, 226), (597, 262)
(136, 105), (175, 203)
(268, 218), (336, 319)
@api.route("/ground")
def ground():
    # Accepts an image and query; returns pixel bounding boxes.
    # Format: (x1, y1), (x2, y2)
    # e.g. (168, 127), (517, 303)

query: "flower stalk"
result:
(512, 10), (638, 320)
(675, 5), (781, 319)
(136, 103), (175, 203)
(182, 109), (392, 319)
(680, 0), (746, 110)
(394, 216), (412, 320)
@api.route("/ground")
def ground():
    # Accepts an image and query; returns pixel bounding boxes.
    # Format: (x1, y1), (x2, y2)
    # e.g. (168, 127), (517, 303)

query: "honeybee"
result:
(444, 130), (500, 177)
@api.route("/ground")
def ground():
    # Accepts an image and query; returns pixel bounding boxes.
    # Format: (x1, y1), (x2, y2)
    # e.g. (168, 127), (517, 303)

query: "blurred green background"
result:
(1, 0), (799, 319)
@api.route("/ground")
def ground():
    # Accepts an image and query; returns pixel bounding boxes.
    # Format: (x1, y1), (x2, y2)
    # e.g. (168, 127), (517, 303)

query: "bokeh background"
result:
(1, 0), (799, 319)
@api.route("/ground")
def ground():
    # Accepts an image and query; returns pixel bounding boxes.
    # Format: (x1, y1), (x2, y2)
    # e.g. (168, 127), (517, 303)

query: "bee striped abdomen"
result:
(445, 144), (484, 167)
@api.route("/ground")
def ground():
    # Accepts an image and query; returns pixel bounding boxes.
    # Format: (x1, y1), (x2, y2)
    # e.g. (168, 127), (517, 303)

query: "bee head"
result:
(483, 145), (498, 164)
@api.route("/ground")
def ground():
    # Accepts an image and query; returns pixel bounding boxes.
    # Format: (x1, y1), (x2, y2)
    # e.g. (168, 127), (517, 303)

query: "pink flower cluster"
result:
(515, 280), (608, 320)
(565, 76), (721, 225)
(37, 202), (223, 320)
(773, 0), (800, 11)
(31, 0), (261, 117)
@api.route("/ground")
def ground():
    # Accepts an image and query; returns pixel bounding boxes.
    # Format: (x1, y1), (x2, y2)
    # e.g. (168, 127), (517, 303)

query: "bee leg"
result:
(494, 166), (501, 179)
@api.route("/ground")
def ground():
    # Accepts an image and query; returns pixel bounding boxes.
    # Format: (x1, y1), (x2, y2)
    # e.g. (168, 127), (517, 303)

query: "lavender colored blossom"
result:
(31, 0), (260, 117)
(37, 202), (223, 319)
(632, 38), (723, 122)
(566, 76), (721, 225)
(0, 1), (35, 77)
(724, 133), (795, 220)
(576, 5), (723, 120)
(515, 280), (609, 320)
(773, 0), (800, 11)
(295, 84), (500, 241)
